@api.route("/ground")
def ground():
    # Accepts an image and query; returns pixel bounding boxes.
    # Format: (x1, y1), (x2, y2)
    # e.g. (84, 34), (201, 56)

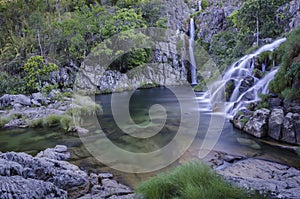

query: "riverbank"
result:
(1, 145), (300, 199)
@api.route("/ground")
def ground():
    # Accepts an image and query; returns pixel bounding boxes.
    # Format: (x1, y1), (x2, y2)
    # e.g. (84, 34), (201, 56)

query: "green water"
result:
(0, 87), (300, 188)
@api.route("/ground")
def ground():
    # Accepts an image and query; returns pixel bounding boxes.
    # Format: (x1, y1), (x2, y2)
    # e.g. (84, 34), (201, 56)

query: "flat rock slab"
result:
(217, 158), (300, 199)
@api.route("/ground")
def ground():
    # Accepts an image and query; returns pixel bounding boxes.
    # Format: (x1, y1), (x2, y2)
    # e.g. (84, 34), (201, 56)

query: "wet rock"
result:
(0, 152), (89, 198)
(68, 126), (90, 137)
(239, 76), (254, 93)
(268, 108), (284, 140)
(217, 158), (300, 199)
(232, 109), (252, 130)
(36, 145), (71, 161)
(244, 108), (271, 138)
(4, 119), (27, 129)
(0, 176), (67, 199)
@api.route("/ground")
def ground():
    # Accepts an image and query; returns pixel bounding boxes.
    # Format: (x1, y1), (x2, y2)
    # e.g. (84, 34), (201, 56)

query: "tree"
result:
(24, 56), (58, 91)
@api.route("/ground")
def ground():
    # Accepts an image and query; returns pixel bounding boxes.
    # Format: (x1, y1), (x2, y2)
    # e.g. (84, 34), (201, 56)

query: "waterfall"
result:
(198, 1), (202, 11)
(206, 38), (286, 117)
(189, 18), (197, 85)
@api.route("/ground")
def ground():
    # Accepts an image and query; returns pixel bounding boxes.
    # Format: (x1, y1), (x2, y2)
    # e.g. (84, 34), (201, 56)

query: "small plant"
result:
(136, 162), (263, 199)
(29, 118), (44, 128)
(43, 115), (63, 127)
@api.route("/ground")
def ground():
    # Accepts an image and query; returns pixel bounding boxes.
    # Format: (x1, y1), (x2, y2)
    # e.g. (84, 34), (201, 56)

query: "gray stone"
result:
(217, 158), (300, 199)
(4, 119), (27, 129)
(268, 98), (282, 108)
(282, 113), (296, 144)
(0, 176), (67, 199)
(36, 145), (70, 161)
(0, 152), (89, 198)
(244, 108), (270, 138)
(12, 94), (31, 106)
(99, 173), (114, 179)
(68, 126), (90, 137)
(268, 108), (284, 140)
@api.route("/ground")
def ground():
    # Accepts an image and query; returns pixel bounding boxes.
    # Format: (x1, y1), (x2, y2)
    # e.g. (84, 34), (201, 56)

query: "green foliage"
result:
(43, 115), (63, 127)
(269, 26), (300, 99)
(136, 162), (263, 199)
(24, 56), (57, 92)
(201, 0), (209, 10)
(29, 118), (44, 128)
(0, 72), (28, 95)
(0, 117), (10, 128)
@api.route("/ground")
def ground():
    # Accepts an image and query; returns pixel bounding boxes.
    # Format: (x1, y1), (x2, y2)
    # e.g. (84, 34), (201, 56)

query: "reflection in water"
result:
(0, 87), (299, 187)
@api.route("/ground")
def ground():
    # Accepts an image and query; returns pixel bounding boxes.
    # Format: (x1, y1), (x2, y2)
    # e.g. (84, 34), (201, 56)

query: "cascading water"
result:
(189, 18), (197, 85)
(198, 1), (202, 11)
(206, 38), (286, 117)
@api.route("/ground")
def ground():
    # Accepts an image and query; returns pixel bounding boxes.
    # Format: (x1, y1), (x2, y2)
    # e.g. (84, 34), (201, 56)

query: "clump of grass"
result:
(136, 162), (264, 199)
(0, 117), (10, 128)
(29, 118), (44, 128)
(43, 115), (63, 127)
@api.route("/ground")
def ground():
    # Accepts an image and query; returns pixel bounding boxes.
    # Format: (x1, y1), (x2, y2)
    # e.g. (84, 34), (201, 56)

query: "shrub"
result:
(0, 117), (10, 128)
(136, 162), (263, 199)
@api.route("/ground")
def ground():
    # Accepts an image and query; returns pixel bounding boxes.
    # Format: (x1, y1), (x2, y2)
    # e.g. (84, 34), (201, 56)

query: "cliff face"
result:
(81, 0), (300, 93)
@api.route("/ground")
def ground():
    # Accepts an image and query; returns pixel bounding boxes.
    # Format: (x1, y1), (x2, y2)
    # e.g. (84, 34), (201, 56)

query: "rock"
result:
(282, 113), (296, 144)
(12, 94), (31, 106)
(268, 108), (284, 140)
(268, 98), (282, 108)
(99, 173), (114, 179)
(231, 109), (252, 130)
(68, 126), (90, 137)
(36, 145), (71, 161)
(4, 119), (27, 129)
(0, 152), (89, 198)
(102, 179), (133, 196)
(32, 92), (49, 105)
(244, 108), (270, 138)
(31, 99), (41, 106)
(239, 76), (254, 93)
(0, 176), (67, 199)
(284, 99), (300, 114)
(0, 94), (12, 108)
(217, 158), (300, 199)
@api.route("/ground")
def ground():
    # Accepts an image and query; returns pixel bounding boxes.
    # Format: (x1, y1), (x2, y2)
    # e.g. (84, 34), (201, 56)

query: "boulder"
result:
(268, 108), (284, 140)
(282, 113), (297, 144)
(244, 108), (271, 138)
(36, 145), (71, 161)
(239, 76), (254, 93)
(68, 126), (90, 137)
(268, 98), (282, 108)
(0, 94), (12, 108)
(4, 119), (27, 129)
(217, 158), (300, 199)
(32, 92), (49, 105)
(231, 109), (252, 130)
(0, 152), (89, 198)
(12, 94), (31, 106)
(0, 176), (67, 199)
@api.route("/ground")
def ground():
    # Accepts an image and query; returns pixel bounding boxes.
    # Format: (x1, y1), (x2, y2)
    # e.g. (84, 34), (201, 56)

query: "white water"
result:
(198, 1), (202, 11)
(189, 18), (197, 85)
(205, 38), (286, 117)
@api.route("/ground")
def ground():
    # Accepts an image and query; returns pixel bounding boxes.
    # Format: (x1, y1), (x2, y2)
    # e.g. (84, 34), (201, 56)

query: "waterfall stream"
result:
(189, 18), (197, 85)
(206, 38), (286, 117)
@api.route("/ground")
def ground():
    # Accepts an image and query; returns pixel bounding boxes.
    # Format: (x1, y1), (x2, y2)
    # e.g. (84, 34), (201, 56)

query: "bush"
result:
(136, 162), (263, 199)
(269, 26), (300, 99)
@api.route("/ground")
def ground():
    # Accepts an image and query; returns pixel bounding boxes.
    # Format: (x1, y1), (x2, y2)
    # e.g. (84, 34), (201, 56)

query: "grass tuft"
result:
(136, 162), (264, 199)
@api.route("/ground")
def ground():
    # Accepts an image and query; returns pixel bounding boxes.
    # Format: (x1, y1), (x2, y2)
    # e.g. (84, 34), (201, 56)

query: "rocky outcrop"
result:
(232, 100), (300, 145)
(243, 108), (271, 138)
(0, 175), (67, 199)
(0, 146), (135, 199)
(277, 0), (300, 32)
(268, 108), (284, 140)
(217, 158), (300, 199)
(196, 0), (242, 43)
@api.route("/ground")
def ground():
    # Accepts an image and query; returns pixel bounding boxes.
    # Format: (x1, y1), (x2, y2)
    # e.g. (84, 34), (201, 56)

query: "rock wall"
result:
(232, 99), (300, 145)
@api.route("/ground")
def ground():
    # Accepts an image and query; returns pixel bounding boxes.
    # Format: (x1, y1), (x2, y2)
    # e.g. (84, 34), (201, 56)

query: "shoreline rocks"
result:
(0, 145), (135, 199)
(232, 99), (300, 145)
(217, 158), (300, 199)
